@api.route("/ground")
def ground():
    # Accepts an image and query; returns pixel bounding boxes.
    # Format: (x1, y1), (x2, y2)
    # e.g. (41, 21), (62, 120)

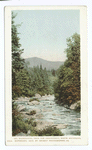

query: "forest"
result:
(12, 12), (80, 136)
(54, 33), (80, 106)
(12, 13), (55, 100)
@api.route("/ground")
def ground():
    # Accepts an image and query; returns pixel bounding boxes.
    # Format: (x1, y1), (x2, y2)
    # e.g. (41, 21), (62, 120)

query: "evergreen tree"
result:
(12, 12), (24, 98)
(54, 33), (80, 106)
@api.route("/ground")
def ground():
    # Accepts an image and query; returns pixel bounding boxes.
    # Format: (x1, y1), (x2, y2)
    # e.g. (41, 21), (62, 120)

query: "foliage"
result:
(51, 69), (56, 76)
(12, 102), (29, 135)
(54, 33), (80, 106)
(12, 12), (25, 99)
(12, 12), (24, 77)
(12, 102), (37, 136)
(26, 118), (37, 127)
(15, 68), (35, 97)
(70, 130), (81, 136)
(35, 126), (64, 136)
(28, 110), (36, 115)
(25, 65), (52, 96)
(12, 85), (22, 98)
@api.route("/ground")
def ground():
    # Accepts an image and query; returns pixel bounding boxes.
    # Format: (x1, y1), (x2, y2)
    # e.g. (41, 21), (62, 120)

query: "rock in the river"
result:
(48, 94), (51, 97)
(75, 118), (81, 121)
(54, 124), (68, 129)
(21, 113), (35, 120)
(50, 103), (54, 105)
(42, 109), (47, 112)
(43, 104), (46, 106)
(35, 93), (41, 98)
(35, 114), (43, 119)
(45, 99), (49, 101)
(17, 97), (30, 102)
(48, 106), (52, 108)
(43, 109), (53, 112)
(26, 110), (36, 116)
(27, 108), (41, 114)
(70, 101), (80, 110)
(15, 132), (27, 136)
(27, 130), (31, 135)
(18, 105), (26, 112)
(50, 118), (57, 120)
(52, 113), (61, 116)
(35, 121), (54, 130)
(28, 101), (40, 105)
(35, 120), (67, 130)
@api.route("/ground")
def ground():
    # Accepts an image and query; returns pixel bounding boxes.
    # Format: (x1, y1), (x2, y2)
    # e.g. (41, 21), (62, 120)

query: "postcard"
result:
(5, 6), (88, 145)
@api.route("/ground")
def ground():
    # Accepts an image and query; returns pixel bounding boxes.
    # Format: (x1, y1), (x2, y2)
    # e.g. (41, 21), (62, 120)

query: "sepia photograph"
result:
(5, 6), (88, 145)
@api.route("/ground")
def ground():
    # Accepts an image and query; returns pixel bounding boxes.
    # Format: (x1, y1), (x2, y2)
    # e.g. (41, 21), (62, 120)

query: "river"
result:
(15, 95), (81, 136)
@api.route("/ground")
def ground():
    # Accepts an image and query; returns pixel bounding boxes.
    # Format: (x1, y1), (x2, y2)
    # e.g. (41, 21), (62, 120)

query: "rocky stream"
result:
(14, 94), (81, 136)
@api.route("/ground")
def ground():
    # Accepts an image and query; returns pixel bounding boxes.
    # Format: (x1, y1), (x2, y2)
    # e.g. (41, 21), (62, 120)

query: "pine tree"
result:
(12, 12), (24, 98)
(54, 33), (80, 106)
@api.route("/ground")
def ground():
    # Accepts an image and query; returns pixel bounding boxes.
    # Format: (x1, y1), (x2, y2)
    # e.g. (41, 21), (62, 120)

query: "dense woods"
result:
(54, 33), (80, 106)
(12, 12), (53, 100)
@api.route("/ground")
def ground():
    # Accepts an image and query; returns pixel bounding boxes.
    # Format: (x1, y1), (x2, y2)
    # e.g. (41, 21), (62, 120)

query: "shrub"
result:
(35, 126), (64, 136)
(27, 118), (37, 127)
(12, 85), (22, 99)
(29, 110), (36, 115)
(38, 91), (45, 96)
(70, 130), (81, 136)
(12, 102), (29, 136)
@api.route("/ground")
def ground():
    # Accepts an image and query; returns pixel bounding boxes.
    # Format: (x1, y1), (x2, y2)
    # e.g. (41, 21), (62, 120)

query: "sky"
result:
(13, 10), (80, 61)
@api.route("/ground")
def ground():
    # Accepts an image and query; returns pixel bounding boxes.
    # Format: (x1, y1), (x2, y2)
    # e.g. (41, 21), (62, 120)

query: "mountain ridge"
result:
(25, 57), (64, 70)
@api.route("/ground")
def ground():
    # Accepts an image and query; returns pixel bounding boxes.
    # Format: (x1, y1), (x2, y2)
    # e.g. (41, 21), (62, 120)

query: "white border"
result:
(5, 6), (88, 146)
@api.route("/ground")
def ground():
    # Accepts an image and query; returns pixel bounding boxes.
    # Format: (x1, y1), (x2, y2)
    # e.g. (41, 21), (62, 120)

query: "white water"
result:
(16, 95), (81, 136)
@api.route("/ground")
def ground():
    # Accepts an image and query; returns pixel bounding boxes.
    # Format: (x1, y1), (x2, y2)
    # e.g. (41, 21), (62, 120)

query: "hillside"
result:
(25, 57), (64, 70)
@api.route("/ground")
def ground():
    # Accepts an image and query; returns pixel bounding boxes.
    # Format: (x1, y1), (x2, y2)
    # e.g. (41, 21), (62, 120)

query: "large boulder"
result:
(27, 130), (31, 135)
(70, 101), (81, 110)
(28, 101), (40, 105)
(35, 114), (43, 119)
(15, 132), (27, 136)
(17, 97), (30, 102)
(52, 113), (61, 116)
(75, 118), (81, 121)
(42, 109), (53, 112)
(35, 120), (68, 130)
(35, 121), (54, 130)
(18, 105), (26, 112)
(53, 124), (68, 129)
(28, 108), (41, 113)
(35, 93), (41, 98)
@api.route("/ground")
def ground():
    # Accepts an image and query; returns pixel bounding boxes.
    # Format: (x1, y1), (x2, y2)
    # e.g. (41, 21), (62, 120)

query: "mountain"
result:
(25, 57), (64, 70)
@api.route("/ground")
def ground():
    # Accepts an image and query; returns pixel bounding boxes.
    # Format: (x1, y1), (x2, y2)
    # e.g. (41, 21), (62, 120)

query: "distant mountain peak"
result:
(25, 57), (64, 70)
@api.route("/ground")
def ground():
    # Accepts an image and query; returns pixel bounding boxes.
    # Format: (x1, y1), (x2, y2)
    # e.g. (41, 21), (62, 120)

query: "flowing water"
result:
(16, 95), (81, 136)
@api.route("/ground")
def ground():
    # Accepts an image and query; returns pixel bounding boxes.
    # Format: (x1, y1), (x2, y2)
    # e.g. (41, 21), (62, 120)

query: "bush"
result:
(70, 130), (81, 136)
(12, 102), (29, 135)
(27, 118), (37, 127)
(28, 110), (36, 115)
(12, 85), (22, 99)
(35, 126), (64, 136)
(38, 91), (45, 96)
(30, 121), (37, 127)
(12, 103), (37, 136)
